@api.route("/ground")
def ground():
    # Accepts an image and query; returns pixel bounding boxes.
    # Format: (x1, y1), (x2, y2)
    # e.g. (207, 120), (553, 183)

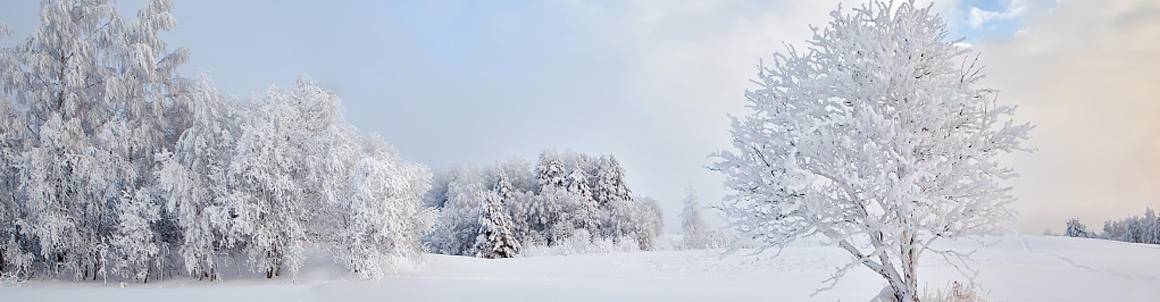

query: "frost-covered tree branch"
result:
(710, 1), (1032, 301)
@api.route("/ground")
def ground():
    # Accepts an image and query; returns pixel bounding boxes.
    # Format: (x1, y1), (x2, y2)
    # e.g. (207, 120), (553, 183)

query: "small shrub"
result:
(921, 281), (989, 302)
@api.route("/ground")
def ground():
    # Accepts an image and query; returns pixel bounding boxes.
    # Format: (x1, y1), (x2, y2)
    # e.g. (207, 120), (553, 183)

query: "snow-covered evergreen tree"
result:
(710, 1), (1032, 300)
(475, 190), (522, 259)
(1064, 218), (1090, 238)
(1136, 209), (1155, 243)
(591, 156), (632, 208)
(564, 161), (600, 236)
(536, 151), (567, 190)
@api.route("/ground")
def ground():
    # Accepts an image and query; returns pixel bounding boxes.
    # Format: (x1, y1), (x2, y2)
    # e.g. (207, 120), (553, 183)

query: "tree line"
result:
(422, 151), (664, 258)
(1064, 208), (1160, 244)
(0, 0), (430, 282)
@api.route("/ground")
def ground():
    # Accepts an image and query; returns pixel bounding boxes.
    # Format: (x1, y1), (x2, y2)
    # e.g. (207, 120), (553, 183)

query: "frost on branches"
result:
(424, 151), (663, 257)
(710, 1), (1032, 301)
(0, 0), (432, 282)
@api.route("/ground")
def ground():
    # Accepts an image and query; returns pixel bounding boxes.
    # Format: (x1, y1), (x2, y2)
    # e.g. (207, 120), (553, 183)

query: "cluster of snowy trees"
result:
(1064, 208), (1160, 244)
(423, 151), (664, 258)
(711, 1), (1031, 301)
(0, 0), (431, 282)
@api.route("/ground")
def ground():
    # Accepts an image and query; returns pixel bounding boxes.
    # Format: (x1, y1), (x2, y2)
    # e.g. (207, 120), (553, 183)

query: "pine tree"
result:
(536, 151), (567, 190)
(1064, 218), (1090, 238)
(475, 191), (522, 259)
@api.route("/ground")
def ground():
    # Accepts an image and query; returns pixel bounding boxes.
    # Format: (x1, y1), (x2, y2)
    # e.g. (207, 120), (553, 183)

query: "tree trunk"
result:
(899, 230), (920, 302)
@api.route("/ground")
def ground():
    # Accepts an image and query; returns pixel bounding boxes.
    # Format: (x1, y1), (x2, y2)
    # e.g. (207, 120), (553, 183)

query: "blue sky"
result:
(0, 0), (1081, 232)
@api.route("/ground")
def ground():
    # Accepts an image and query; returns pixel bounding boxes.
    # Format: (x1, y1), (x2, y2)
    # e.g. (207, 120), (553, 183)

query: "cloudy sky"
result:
(2, 0), (1157, 233)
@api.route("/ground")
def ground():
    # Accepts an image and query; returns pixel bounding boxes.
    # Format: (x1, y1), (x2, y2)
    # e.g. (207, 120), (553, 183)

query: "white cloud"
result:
(969, 0), (1033, 28)
(979, 0), (1160, 232)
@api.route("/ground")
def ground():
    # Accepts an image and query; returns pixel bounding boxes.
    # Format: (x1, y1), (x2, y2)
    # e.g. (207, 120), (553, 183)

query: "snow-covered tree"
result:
(156, 76), (239, 280)
(226, 77), (350, 278)
(1136, 209), (1155, 243)
(636, 197), (665, 239)
(536, 151), (567, 190)
(475, 190), (522, 259)
(1095, 209), (1160, 244)
(0, 101), (32, 278)
(1064, 218), (1090, 238)
(334, 136), (432, 279)
(504, 190), (543, 246)
(592, 155), (636, 239)
(1, 0), (436, 282)
(680, 188), (709, 249)
(0, 0), (192, 281)
(591, 156), (632, 208)
(427, 167), (487, 255)
(564, 162), (600, 236)
(110, 189), (161, 282)
(710, 1), (1032, 300)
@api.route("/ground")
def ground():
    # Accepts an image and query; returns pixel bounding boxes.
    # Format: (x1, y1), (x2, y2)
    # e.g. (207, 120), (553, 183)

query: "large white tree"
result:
(710, 1), (1032, 301)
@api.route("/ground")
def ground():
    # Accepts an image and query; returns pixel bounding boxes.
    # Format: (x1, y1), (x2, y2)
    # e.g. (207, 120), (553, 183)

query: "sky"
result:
(1, 0), (1157, 234)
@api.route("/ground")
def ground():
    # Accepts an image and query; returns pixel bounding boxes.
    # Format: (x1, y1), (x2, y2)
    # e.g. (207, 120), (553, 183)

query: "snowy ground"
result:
(2, 235), (1158, 301)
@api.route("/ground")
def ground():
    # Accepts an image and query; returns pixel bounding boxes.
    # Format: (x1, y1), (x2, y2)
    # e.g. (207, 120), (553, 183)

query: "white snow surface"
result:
(2, 235), (1157, 301)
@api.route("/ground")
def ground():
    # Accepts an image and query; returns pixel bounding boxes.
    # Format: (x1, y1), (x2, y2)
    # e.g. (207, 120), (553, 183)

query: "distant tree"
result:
(680, 188), (709, 249)
(536, 151), (567, 190)
(637, 197), (665, 237)
(1064, 218), (1090, 238)
(1144, 208), (1159, 244)
(425, 150), (662, 256)
(710, 1), (1032, 300)
(592, 155), (633, 208)
(1094, 208), (1160, 244)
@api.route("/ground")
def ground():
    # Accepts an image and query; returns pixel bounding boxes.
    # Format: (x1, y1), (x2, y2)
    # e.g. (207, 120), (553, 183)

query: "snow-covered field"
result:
(3, 235), (1157, 302)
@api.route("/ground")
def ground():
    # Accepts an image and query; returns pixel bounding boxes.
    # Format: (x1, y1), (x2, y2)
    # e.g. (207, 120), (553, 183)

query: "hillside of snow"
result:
(3, 235), (1158, 302)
